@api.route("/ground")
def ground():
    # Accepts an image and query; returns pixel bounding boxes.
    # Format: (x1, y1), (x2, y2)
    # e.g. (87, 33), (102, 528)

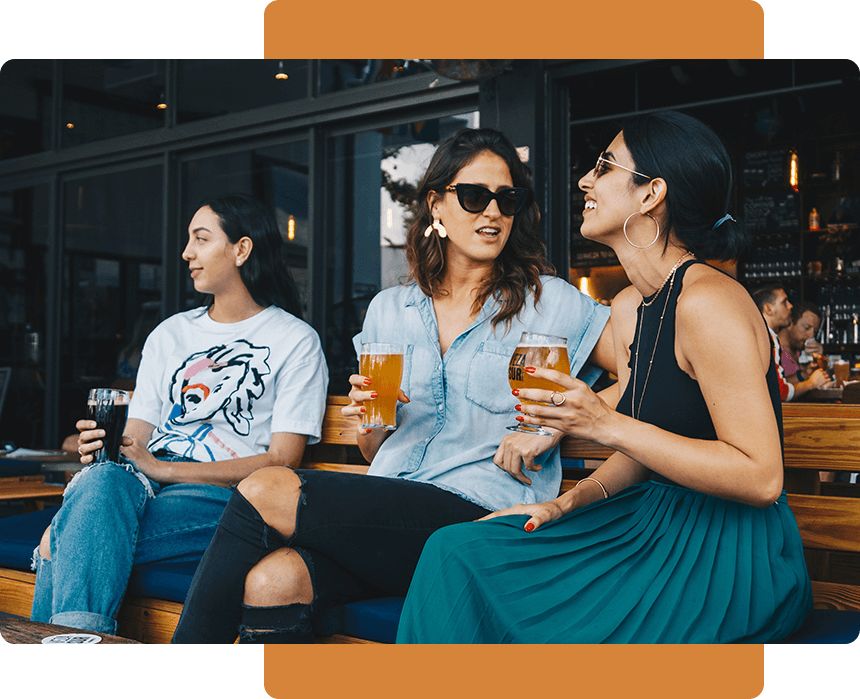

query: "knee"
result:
(66, 462), (139, 504)
(38, 525), (51, 561)
(237, 467), (301, 512)
(244, 548), (313, 607)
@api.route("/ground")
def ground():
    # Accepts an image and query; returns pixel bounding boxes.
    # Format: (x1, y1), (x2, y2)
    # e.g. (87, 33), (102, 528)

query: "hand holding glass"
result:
(86, 388), (130, 463)
(508, 332), (570, 436)
(359, 343), (405, 430)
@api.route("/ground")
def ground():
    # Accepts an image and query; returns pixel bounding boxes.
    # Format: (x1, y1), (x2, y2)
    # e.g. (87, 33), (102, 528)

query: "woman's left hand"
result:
(120, 436), (169, 482)
(493, 431), (560, 485)
(515, 367), (614, 441)
(477, 500), (566, 532)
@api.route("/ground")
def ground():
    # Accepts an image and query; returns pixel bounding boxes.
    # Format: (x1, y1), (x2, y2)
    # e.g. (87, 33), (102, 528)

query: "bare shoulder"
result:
(675, 264), (770, 367)
(611, 284), (641, 319)
(676, 264), (759, 325)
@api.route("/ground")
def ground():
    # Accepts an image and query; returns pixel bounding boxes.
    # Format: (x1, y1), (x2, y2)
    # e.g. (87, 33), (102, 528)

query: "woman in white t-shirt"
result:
(30, 193), (328, 636)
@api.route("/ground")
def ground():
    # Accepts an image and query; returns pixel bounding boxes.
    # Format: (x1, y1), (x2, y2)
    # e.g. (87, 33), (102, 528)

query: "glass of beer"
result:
(833, 359), (850, 387)
(360, 343), (405, 431)
(87, 388), (131, 463)
(507, 332), (570, 436)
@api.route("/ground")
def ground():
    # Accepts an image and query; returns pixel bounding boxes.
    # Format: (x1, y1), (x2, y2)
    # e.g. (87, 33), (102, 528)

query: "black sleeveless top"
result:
(617, 260), (783, 459)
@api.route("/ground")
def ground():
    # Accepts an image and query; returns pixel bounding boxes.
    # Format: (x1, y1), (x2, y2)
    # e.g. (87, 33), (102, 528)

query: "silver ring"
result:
(550, 391), (566, 406)
(77, 446), (84, 455)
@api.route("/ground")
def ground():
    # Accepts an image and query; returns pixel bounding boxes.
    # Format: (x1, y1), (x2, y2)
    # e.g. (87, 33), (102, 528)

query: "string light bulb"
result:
(66, 123), (75, 129)
(275, 61), (289, 80)
(789, 150), (799, 192)
(287, 215), (296, 241)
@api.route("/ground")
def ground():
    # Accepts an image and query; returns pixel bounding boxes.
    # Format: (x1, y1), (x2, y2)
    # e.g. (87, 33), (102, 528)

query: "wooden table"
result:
(0, 616), (140, 644)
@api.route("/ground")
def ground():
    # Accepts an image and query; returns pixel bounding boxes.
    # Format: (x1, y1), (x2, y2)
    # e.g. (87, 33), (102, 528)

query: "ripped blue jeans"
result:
(30, 455), (232, 635)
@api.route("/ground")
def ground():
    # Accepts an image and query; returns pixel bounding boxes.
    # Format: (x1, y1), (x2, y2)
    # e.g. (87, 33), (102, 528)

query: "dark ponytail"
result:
(199, 193), (303, 318)
(621, 110), (752, 261)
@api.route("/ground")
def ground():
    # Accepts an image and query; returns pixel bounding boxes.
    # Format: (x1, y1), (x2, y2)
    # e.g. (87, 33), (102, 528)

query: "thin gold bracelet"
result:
(576, 476), (608, 499)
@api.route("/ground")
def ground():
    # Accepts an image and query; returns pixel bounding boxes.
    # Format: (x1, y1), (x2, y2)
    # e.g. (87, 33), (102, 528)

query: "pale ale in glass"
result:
(508, 332), (569, 435)
(360, 343), (405, 430)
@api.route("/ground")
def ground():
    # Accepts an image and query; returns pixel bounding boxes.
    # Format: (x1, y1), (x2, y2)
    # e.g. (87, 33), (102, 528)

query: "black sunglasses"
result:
(444, 183), (531, 216)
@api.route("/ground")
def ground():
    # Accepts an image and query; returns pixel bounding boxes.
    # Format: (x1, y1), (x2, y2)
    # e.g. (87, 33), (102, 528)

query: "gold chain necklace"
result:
(630, 254), (694, 419)
(641, 251), (693, 307)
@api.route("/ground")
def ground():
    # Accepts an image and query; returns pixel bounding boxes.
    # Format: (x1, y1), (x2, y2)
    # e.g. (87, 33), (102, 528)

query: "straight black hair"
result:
(197, 193), (303, 318)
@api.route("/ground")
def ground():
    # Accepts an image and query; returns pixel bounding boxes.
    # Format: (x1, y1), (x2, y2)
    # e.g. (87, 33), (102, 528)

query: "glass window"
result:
(318, 60), (435, 94)
(323, 111), (479, 387)
(0, 183), (49, 447)
(181, 140), (310, 313)
(61, 166), (163, 437)
(62, 60), (166, 148)
(177, 60), (309, 125)
(0, 60), (54, 160)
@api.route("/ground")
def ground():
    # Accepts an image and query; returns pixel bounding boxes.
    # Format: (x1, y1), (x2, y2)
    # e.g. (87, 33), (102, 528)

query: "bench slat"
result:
(783, 418), (860, 472)
(810, 580), (860, 611)
(787, 494), (860, 554)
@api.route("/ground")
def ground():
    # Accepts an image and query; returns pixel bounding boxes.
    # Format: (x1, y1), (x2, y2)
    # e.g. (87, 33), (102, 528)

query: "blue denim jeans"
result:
(30, 455), (232, 635)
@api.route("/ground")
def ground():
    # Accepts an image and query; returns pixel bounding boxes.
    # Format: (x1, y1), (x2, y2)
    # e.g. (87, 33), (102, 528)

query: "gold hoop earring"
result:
(623, 212), (660, 249)
(423, 217), (447, 239)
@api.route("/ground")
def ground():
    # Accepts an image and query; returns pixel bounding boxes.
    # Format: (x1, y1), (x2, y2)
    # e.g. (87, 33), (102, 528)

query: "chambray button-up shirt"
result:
(353, 276), (610, 511)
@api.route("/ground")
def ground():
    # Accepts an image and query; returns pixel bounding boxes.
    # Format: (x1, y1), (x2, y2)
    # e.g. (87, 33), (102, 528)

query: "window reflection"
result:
(177, 60), (309, 124)
(62, 60), (166, 148)
(0, 184), (49, 447)
(61, 167), (163, 437)
(0, 60), (54, 160)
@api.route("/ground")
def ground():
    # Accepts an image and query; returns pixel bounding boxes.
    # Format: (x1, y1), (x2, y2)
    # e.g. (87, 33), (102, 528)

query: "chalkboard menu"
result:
(740, 149), (788, 189)
(741, 192), (800, 233)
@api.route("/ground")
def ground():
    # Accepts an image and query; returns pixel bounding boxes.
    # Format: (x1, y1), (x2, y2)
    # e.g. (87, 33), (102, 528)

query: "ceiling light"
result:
(66, 123), (74, 129)
(276, 61), (289, 80)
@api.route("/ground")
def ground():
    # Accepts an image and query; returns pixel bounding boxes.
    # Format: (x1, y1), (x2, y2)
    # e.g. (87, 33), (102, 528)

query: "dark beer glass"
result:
(87, 388), (130, 463)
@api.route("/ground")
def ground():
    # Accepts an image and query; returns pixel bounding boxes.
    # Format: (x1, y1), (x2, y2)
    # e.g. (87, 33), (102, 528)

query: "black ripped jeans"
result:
(171, 470), (490, 643)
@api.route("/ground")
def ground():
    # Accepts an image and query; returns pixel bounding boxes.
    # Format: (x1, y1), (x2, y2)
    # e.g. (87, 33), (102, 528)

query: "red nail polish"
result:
(515, 415), (524, 422)
(511, 388), (519, 396)
(515, 404), (522, 411)
(359, 407), (366, 413)
(370, 392), (378, 399)
(525, 367), (536, 374)
(363, 378), (372, 386)
(525, 522), (535, 532)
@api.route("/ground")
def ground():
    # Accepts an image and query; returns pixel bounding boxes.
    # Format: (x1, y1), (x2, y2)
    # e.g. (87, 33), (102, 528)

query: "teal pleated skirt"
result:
(396, 481), (812, 643)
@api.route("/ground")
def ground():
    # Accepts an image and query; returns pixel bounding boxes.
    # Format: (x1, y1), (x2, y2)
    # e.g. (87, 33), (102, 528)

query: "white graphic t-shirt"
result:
(128, 305), (328, 462)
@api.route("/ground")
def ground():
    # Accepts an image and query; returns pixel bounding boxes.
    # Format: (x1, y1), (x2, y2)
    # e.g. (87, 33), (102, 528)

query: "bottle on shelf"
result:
(809, 208), (820, 231)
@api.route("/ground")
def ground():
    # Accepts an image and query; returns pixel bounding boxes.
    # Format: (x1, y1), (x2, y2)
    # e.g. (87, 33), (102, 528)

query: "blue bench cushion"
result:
(0, 506), (58, 569)
(781, 609), (860, 644)
(127, 560), (199, 604)
(0, 457), (44, 478)
(314, 596), (405, 643)
(3, 509), (857, 644)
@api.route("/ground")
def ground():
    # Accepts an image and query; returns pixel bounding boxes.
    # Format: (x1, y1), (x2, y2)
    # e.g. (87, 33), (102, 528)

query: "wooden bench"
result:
(1, 398), (858, 643)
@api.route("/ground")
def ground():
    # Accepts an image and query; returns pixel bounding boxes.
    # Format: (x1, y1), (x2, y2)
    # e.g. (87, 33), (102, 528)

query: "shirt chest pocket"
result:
(465, 341), (516, 414)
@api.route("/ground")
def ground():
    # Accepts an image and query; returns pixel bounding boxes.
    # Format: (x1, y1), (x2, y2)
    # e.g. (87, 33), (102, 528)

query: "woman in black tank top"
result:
(398, 111), (812, 644)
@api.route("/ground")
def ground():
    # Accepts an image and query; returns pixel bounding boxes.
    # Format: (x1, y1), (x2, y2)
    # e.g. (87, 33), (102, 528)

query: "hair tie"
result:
(712, 214), (735, 229)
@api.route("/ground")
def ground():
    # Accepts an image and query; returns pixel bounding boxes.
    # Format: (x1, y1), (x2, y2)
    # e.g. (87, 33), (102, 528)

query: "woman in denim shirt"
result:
(172, 128), (614, 643)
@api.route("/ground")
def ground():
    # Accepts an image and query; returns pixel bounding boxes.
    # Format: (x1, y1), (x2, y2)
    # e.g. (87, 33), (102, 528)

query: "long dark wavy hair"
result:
(406, 128), (553, 329)
(196, 193), (304, 318)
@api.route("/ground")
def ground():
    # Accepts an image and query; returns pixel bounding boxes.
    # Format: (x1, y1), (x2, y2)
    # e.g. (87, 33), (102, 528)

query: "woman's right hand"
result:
(342, 374), (409, 438)
(343, 374), (376, 437)
(74, 419), (105, 465)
